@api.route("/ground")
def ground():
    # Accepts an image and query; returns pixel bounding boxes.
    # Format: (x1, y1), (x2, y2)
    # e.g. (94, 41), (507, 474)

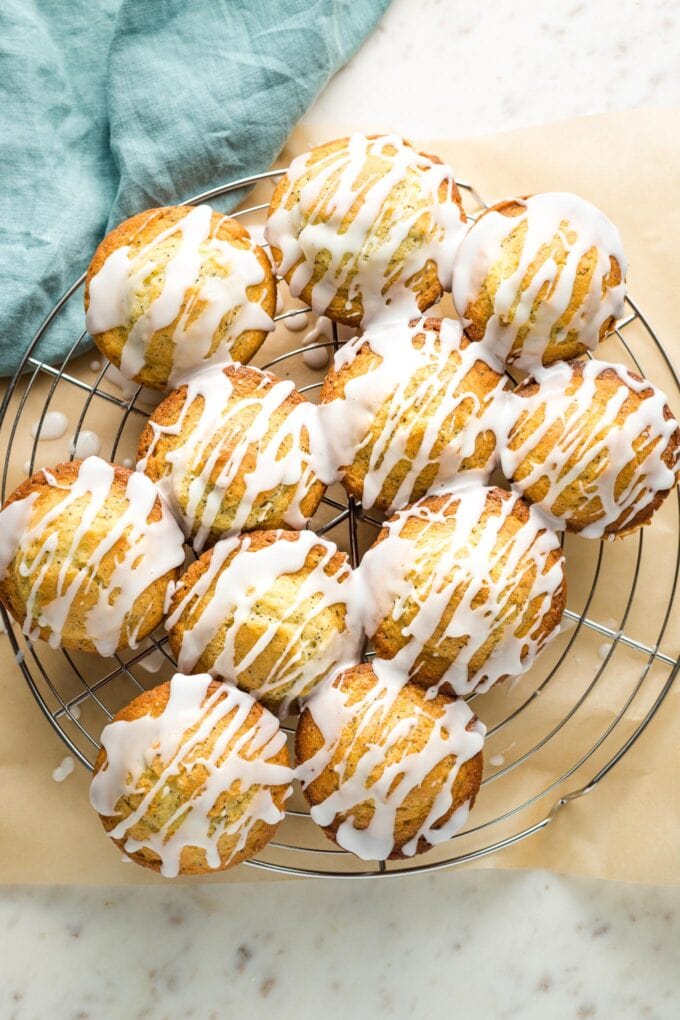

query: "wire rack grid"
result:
(1, 168), (678, 879)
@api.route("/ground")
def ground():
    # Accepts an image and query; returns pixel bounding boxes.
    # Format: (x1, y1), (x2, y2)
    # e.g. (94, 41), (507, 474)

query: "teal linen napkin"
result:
(0, 0), (389, 376)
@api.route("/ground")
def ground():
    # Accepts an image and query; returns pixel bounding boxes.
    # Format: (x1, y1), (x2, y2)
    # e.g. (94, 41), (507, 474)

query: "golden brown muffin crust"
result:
(509, 362), (680, 537)
(137, 364), (326, 546)
(319, 316), (507, 512)
(85, 206), (276, 389)
(0, 461), (180, 653)
(166, 530), (353, 709)
(368, 489), (567, 691)
(93, 679), (290, 875)
(268, 137), (465, 328)
(295, 662), (483, 859)
(460, 197), (625, 364)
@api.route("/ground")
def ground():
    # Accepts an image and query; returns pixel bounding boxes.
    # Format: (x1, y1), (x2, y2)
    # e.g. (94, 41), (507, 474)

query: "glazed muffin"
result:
(166, 530), (362, 712)
(90, 674), (293, 876)
(0, 457), (184, 655)
(137, 363), (326, 551)
(265, 134), (467, 327)
(295, 661), (485, 861)
(319, 316), (508, 513)
(359, 487), (566, 695)
(85, 204), (276, 390)
(501, 359), (680, 538)
(452, 192), (627, 370)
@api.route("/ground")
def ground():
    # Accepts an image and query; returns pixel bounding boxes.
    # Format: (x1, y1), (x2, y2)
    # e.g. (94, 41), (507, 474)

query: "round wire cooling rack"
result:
(1, 169), (679, 880)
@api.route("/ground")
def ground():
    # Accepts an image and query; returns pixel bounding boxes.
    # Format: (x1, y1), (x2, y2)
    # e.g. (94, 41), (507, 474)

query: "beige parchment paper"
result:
(1, 108), (679, 885)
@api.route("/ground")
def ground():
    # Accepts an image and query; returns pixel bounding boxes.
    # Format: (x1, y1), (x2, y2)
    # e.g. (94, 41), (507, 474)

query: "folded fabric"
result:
(0, 0), (389, 377)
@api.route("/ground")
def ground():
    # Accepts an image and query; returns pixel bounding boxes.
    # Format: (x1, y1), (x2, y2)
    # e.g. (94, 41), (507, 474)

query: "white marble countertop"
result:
(2, 870), (679, 1019)
(3, 1), (679, 1018)
(305, 0), (679, 136)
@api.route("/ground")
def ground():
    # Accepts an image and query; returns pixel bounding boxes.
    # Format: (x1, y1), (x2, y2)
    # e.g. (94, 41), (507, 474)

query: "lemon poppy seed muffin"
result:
(137, 363), (326, 551)
(501, 359), (680, 538)
(85, 204), (276, 390)
(166, 530), (362, 712)
(90, 674), (293, 876)
(295, 661), (485, 860)
(0, 456), (185, 655)
(266, 134), (467, 327)
(359, 487), (566, 695)
(319, 316), (508, 513)
(452, 192), (627, 370)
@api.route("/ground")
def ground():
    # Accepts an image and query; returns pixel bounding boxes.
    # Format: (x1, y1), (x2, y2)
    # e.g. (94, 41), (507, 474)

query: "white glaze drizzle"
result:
(138, 648), (166, 673)
(0, 457), (185, 654)
(31, 411), (68, 441)
(452, 192), (627, 369)
(69, 430), (101, 459)
(302, 315), (333, 346)
(285, 311), (309, 332)
(86, 204), (273, 386)
(358, 486), (565, 695)
(166, 531), (362, 711)
(297, 659), (485, 860)
(265, 134), (466, 326)
(138, 365), (328, 551)
(501, 359), (680, 538)
(52, 755), (75, 782)
(318, 317), (508, 513)
(89, 673), (293, 877)
(302, 315), (333, 369)
(104, 363), (161, 408)
(0, 496), (38, 581)
(302, 345), (331, 371)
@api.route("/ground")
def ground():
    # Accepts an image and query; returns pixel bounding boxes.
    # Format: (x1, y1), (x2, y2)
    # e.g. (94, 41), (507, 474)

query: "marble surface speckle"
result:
(2, 871), (680, 1019)
(3, 1), (680, 1017)
(304, 0), (680, 137)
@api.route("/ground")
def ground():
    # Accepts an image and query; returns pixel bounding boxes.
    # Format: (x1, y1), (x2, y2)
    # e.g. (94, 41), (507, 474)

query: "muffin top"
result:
(137, 363), (327, 550)
(265, 134), (467, 327)
(502, 359), (680, 537)
(296, 660), (485, 860)
(166, 529), (362, 712)
(452, 192), (627, 369)
(0, 457), (185, 655)
(85, 205), (276, 390)
(90, 673), (293, 876)
(319, 316), (508, 513)
(359, 487), (566, 695)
